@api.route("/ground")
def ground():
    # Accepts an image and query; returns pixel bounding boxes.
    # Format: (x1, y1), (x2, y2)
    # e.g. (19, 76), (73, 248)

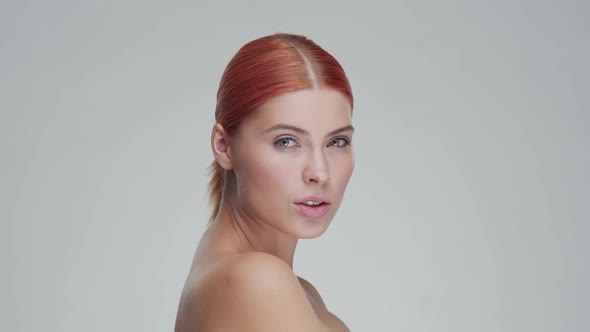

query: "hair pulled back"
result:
(208, 33), (353, 223)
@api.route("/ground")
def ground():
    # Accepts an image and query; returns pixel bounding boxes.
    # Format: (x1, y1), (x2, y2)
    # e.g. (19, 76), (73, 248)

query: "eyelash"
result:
(273, 136), (351, 149)
(329, 137), (351, 147)
(274, 136), (298, 148)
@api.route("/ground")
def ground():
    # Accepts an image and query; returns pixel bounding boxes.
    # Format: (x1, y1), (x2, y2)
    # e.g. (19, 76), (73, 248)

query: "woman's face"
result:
(228, 88), (354, 239)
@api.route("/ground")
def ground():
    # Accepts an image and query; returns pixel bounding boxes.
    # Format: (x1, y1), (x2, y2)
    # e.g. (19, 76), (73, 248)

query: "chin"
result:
(293, 217), (334, 239)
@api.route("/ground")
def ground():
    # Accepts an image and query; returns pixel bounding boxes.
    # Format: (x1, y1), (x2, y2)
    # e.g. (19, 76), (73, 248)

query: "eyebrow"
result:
(265, 124), (355, 137)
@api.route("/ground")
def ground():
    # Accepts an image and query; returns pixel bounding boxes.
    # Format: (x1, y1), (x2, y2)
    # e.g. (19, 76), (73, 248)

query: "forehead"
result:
(245, 89), (352, 131)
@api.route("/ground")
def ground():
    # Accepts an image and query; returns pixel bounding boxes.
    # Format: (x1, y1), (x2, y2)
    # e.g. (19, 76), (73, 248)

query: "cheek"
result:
(330, 152), (355, 187)
(236, 147), (299, 196)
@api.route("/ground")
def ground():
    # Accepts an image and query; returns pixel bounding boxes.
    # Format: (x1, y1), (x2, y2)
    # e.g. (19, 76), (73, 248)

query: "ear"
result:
(211, 123), (233, 170)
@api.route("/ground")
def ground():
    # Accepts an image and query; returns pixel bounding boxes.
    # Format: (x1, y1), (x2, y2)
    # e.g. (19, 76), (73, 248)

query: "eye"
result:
(328, 137), (350, 148)
(274, 137), (298, 148)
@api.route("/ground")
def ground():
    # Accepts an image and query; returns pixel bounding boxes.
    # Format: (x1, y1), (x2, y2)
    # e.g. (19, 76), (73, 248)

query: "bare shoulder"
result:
(177, 252), (326, 332)
(222, 251), (298, 283)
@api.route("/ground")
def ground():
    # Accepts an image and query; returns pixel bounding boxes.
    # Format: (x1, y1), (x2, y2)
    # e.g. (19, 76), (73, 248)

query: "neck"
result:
(207, 193), (299, 268)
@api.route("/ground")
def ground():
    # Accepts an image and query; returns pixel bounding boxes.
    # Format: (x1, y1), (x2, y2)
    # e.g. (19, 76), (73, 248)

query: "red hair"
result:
(208, 33), (353, 223)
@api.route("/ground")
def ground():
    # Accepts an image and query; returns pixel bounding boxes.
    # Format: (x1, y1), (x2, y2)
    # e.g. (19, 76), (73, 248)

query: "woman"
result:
(175, 33), (355, 331)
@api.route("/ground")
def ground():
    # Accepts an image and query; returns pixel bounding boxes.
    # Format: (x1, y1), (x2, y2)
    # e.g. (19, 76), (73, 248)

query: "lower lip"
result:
(293, 203), (331, 218)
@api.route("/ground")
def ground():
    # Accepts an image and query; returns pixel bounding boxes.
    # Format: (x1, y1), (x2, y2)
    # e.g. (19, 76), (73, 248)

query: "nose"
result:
(302, 150), (330, 185)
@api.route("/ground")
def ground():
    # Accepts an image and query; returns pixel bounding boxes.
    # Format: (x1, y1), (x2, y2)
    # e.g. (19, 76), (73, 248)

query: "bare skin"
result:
(175, 89), (354, 331)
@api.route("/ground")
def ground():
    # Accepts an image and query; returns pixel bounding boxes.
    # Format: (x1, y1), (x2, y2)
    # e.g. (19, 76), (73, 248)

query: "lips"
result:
(293, 195), (331, 218)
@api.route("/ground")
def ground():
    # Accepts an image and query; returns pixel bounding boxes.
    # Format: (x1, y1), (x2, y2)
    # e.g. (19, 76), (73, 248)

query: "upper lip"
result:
(294, 194), (331, 204)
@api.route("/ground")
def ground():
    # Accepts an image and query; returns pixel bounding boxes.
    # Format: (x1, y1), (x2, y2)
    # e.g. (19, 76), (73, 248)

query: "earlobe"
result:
(211, 123), (233, 170)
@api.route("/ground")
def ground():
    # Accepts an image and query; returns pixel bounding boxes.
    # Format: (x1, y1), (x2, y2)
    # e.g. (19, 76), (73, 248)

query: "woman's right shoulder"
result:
(180, 252), (324, 332)
(193, 252), (304, 305)
(191, 251), (294, 289)
(216, 251), (292, 277)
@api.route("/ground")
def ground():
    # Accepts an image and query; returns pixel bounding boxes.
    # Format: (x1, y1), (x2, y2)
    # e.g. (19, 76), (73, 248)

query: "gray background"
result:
(2, 1), (588, 331)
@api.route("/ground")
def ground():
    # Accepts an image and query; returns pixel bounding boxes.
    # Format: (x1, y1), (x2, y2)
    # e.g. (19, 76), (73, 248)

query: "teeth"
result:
(304, 201), (322, 206)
